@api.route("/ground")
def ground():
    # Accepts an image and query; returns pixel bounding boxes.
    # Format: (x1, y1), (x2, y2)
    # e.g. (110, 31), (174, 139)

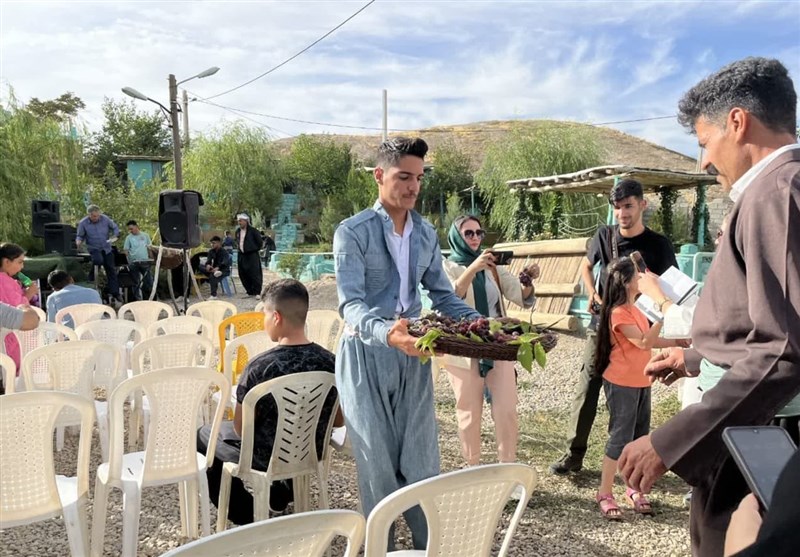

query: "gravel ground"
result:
(0, 271), (692, 556)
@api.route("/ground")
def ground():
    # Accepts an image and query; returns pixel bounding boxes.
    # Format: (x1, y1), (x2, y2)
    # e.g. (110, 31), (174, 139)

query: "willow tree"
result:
(181, 122), (285, 226)
(476, 122), (603, 241)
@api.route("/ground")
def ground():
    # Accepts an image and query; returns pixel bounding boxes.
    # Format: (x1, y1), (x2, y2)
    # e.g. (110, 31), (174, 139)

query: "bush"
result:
(276, 252), (305, 279)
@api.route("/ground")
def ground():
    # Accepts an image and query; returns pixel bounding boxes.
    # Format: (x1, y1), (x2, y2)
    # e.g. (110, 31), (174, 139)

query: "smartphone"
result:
(630, 251), (647, 273)
(491, 250), (514, 265)
(722, 426), (797, 511)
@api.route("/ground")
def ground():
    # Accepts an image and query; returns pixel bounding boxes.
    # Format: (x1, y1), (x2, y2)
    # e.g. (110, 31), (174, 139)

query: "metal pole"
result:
(382, 89), (388, 142)
(182, 89), (190, 150)
(168, 74), (183, 189)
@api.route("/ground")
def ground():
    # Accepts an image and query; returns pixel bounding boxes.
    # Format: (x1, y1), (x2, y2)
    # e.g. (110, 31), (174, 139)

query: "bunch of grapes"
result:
(518, 270), (533, 287)
(409, 314), (527, 344)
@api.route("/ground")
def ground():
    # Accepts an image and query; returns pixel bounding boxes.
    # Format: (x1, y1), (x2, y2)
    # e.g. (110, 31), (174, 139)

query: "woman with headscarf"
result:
(441, 215), (538, 467)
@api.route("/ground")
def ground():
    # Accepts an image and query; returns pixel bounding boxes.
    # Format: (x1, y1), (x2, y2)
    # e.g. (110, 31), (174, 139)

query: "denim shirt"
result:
(76, 215), (120, 254)
(334, 201), (480, 347)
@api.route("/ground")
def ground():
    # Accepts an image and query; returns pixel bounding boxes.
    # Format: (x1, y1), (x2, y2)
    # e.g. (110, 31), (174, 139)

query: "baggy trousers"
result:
(336, 334), (439, 551)
(237, 251), (262, 296)
(563, 329), (601, 458)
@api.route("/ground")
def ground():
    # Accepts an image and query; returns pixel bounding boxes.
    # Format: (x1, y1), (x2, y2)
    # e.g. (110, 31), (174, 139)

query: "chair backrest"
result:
(54, 303), (115, 329)
(187, 300), (237, 332)
(106, 368), (229, 484)
(254, 301), (264, 313)
(221, 331), (275, 387)
(29, 306), (47, 322)
(2, 322), (77, 361)
(118, 300), (173, 328)
(0, 353), (16, 394)
(146, 315), (214, 342)
(158, 510), (365, 557)
(305, 310), (344, 353)
(0, 392), (94, 528)
(364, 463), (538, 557)
(238, 372), (338, 480)
(218, 311), (265, 355)
(75, 320), (147, 391)
(131, 334), (214, 375)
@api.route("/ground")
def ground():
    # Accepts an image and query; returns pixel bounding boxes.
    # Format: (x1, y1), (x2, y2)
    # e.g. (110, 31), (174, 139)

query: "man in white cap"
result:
(234, 213), (263, 297)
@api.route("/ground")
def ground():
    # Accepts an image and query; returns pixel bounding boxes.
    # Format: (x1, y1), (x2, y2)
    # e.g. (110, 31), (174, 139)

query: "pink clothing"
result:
(0, 273), (26, 368)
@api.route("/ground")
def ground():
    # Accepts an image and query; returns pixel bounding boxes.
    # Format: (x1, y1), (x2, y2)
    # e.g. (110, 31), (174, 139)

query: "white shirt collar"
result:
(729, 143), (800, 203)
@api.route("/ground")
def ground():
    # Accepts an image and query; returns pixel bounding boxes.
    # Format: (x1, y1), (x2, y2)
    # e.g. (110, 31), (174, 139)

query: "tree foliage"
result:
(476, 123), (603, 241)
(181, 122), (284, 226)
(421, 141), (474, 218)
(27, 92), (85, 122)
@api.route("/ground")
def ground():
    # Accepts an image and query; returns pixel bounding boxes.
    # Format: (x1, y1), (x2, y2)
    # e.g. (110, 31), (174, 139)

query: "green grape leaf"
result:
(534, 341), (547, 369)
(519, 321), (532, 334)
(517, 342), (533, 373)
(469, 332), (484, 343)
(414, 329), (442, 362)
(489, 320), (503, 334)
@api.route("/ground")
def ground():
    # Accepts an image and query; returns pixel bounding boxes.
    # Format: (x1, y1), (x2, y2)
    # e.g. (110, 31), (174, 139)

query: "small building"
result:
(118, 155), (171, 189)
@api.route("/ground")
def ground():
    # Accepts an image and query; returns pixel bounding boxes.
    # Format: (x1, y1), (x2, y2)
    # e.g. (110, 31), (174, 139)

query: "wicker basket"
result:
(411, 331), (558, 361)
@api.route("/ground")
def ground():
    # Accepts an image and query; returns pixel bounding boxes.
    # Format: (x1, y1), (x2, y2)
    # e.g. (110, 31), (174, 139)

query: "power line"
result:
(200, 101), (296, 138)
(201, 0), (376, 101)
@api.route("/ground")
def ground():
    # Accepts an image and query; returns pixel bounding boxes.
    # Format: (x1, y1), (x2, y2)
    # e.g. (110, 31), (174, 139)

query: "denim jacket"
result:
(334, 201), (480, 347)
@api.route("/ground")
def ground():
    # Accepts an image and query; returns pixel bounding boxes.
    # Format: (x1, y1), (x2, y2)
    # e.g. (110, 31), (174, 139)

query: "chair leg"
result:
(253, 477), (270, 523)
(120, 484), (142, 557)
(317, 462), (330, 510)
(198, 471), (211, 537)
(90, 478), (109, 557)
(178, 481), (189, 537)
(185, 478), (199, 539)
(216, 467), (233, 533)
(56, 426), (65, 453)
(96, 413), (109, 463)
(128, 393), (141, 451)
(64, 496), (90, 557)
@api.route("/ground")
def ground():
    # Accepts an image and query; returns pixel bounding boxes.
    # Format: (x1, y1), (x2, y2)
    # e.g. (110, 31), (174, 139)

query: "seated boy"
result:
(197, 278), (340, 525)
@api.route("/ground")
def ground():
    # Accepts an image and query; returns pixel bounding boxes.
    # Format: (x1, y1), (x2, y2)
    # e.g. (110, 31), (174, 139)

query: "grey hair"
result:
(86, 204), (101, 214)
(677, 57), (796, 135)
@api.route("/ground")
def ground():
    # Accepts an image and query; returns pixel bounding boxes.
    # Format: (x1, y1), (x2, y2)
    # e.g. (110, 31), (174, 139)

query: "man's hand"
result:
(387, 319), (423, 357)
(524, 263), (541, 280)
(637, 271), (667, 300)
(588, 291), (603, 314)
(645, 347), (691, 385)
(618, 435), (668, 494)
(724, 494), (762, 557)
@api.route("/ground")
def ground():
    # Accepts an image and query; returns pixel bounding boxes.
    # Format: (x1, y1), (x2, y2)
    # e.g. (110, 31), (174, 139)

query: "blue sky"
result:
(1, 1), (798, 157)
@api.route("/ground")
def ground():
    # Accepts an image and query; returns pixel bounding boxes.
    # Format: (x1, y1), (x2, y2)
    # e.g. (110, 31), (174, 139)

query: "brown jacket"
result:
(651, 148), (800, 556)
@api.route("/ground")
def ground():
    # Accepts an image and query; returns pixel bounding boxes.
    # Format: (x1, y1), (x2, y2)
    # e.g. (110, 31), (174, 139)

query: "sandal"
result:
(596, 493), (623, 521)
(625, 487), (655, 516)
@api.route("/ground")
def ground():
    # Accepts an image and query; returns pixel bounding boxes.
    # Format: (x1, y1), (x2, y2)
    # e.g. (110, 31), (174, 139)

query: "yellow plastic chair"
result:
(217, 312), (265, 373)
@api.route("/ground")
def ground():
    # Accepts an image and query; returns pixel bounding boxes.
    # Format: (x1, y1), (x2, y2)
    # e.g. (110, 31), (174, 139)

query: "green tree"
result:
(181, 122), (284, 225)
(27, 92), (85, 123)
(88, 98), (172, 178)
(476, 123), (603, 241)
(317, 167), (377, 243)
(421, 141), (474, 219)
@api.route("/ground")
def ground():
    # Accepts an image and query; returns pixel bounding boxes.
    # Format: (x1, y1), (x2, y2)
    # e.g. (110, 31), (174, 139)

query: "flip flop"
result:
(625, 487), (655, 516)
(596, 493), (623, 521)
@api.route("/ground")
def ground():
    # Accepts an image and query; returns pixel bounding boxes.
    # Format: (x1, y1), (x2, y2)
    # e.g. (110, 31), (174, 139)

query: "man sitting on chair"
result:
(201, 236), (231, 300)
(196, 278), (341, 525)
(46, 270), (102, 328)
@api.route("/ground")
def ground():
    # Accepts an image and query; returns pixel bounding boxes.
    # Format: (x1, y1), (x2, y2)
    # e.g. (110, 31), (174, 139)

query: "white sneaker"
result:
(213, 270), (222, 278)
(209, 295), (217, 300)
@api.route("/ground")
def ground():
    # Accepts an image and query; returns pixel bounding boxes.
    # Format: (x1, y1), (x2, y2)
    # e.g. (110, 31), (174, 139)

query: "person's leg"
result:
(102, 250), (120, 298)
(485, 360), (519, 463)
(597, 380), (633, 518)
(208, 274), (220, 297)
(251, 252), (263, 295)
(551, 330), (601, 473)
(141, 266), (154, 299)
(237, 253), (251, 295)
(444, 360), (485, 465)
(128, 264), (142, 301)
(197, 424), (255, 525)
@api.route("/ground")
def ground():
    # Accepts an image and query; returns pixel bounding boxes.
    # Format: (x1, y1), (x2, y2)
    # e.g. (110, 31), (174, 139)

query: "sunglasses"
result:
(463, 229), (486, 239)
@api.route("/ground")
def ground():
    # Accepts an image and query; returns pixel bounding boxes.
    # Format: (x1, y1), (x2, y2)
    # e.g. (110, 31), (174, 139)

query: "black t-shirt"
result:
(586, 225), (677, 298)
(236, 342), (336, 470)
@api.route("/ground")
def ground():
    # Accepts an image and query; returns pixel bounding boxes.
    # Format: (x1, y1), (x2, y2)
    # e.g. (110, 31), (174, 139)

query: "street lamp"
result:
(122, 66), (219, 188)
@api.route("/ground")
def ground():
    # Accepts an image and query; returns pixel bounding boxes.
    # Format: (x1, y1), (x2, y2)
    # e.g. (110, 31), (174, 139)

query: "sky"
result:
(1, 0), (799, 157)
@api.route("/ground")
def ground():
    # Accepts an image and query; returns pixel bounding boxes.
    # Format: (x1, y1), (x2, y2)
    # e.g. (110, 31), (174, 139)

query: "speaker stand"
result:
(149, 245), (204, 314)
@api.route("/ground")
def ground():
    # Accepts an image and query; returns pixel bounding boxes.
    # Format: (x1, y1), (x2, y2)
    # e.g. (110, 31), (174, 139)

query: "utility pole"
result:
(382, 89), (388, 142)
(168, 74), (183, 189)
(182, 89), (190, 150)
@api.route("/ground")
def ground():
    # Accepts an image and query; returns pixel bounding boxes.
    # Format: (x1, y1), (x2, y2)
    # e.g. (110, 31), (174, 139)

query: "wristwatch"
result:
(656, 297), (671, 312)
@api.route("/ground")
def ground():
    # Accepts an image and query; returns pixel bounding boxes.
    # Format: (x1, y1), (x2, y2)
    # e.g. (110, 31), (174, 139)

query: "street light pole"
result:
(168, 74), (183, 189)
(182, 89), (190, 150)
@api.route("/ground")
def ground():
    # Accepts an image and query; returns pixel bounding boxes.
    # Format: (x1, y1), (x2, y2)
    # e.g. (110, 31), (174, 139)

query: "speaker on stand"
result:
(32, 200), (61, 238)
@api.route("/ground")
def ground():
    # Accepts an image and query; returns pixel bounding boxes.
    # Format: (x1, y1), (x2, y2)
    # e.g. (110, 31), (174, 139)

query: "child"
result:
(593, 257), (685, 520)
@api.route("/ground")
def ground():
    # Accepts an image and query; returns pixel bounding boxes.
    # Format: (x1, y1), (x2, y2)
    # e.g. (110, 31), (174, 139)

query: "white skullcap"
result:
(236, 213), (249, 221)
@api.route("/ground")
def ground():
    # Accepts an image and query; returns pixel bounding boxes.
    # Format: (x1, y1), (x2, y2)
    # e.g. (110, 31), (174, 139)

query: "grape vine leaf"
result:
(534, 341), (547, 369)
(517, 343), (533, 373)
(414, 329), (442, 364)
(489, 320), (503, 334)
(469, 332), (484, 343)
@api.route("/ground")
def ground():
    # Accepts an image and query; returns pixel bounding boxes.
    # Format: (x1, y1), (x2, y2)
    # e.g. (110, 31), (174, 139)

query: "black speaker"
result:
(32, 200), (61, 238)
(43, 223), (77, 256)
(158, 190), (204, 249)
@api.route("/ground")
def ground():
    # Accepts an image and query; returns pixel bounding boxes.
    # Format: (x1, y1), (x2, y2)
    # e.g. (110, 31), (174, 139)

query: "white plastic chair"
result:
(22, 340), (120, 463)
(90, 367), (230, 557)
(254, 301), (264, 313)
(128, 334), (214, 450)
(187, 300), (237, 348)
(147, 315), (214, 342)
(364, 463), (538, 557)
(0, 352), (16, 394)
(0, 391), (95, 557)
(305, 310), (344, 353)
(117, 300), (173, 329)
(2, 322), (77, 392)
(215, 331), (276, 416)
(29, 305), (47, 322)
(217, 371), (338, 532)
(75, 320), (146, 394)
(161, 510), (365, 557)
(55, 303), (116, 329)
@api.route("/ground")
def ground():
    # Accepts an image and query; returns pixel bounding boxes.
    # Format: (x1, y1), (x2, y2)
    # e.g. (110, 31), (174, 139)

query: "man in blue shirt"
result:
(76, 205), (121, 302)
(123, 220), (153, 301)
(46, 270), (102, 328)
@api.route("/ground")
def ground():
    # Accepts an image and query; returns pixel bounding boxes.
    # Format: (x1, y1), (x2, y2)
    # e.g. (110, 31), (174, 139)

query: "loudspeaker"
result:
(43, 223), (77, 256)
(32, 200), (61, 238)
(158, 190), (204, 249)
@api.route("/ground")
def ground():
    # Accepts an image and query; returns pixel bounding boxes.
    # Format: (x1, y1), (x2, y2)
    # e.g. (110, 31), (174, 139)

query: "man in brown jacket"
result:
(618, 57), (800, 557)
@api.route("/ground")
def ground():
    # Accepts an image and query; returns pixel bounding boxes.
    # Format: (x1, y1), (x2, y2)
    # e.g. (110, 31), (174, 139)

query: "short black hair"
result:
(48, 270), (72, 290)
(260, 279), (309, 328)
(0, 243), (25, 263)
(210, 235), (222, 243)
(126, 220), (138, 227)
(677, 57), (797, 135)
(375, 136), (429, 168)
(609, 179), (644, 204)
